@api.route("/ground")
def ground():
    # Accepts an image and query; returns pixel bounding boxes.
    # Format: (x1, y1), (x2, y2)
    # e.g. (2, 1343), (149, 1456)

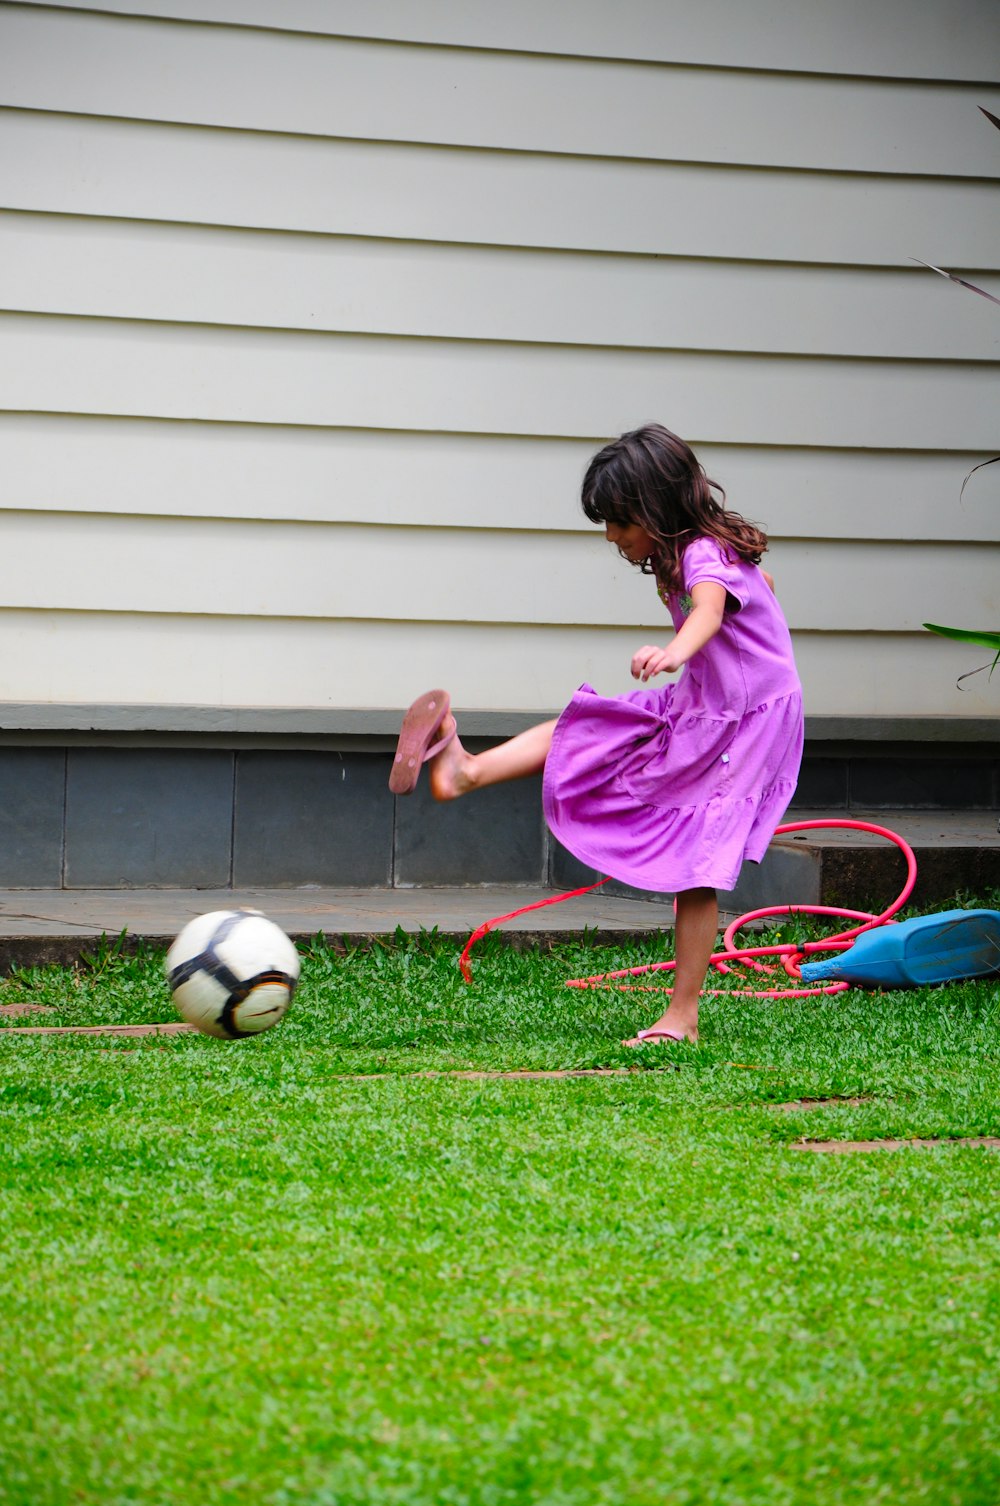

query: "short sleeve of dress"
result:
(682, 536), (749, 612)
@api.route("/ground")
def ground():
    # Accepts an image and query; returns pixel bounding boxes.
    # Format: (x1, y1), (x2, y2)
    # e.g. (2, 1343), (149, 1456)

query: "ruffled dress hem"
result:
(542, 682), (803, 895)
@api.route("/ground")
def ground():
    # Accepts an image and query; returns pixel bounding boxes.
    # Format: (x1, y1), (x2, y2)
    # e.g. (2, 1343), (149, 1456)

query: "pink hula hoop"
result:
(460, 820), (917, 1000)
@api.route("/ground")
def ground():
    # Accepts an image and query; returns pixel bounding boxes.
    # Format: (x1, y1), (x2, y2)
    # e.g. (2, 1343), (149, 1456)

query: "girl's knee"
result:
(676, 886), (717, 906)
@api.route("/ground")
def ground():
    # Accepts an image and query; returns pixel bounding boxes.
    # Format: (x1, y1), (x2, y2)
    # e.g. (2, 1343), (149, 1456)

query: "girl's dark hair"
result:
(581, 423), (768, 593)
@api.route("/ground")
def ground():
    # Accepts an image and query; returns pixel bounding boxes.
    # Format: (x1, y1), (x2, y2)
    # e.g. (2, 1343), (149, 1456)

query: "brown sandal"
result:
(389, 690), (456, 795)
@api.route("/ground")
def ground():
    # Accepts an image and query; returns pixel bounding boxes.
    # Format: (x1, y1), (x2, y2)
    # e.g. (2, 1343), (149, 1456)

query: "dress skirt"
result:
(542, 682), (804, 894)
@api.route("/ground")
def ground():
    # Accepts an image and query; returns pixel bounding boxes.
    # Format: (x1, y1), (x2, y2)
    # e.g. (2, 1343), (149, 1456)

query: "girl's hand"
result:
(631, 643), (680, 681)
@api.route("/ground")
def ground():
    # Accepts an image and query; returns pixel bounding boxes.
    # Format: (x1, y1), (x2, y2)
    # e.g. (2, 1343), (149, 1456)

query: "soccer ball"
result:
(165, 909), (300, 1039)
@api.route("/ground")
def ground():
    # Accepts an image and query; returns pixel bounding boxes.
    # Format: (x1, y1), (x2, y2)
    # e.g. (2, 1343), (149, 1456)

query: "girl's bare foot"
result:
(427, 717), (476, 801)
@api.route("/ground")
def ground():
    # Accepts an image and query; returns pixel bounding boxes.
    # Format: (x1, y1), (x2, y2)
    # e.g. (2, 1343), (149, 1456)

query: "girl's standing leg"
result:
(425, 712), (717, 1044)
(429, 717), (557, 800)
(623, 885), (718, 1045)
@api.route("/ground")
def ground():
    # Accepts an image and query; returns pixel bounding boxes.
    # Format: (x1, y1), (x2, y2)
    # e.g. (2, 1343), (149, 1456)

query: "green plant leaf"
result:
(923, 624), (1000, 650)
(924, 624), (1000, 685)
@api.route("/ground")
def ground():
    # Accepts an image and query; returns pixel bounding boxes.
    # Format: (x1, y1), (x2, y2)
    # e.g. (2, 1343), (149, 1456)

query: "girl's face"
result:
(604, 519), (656, 565)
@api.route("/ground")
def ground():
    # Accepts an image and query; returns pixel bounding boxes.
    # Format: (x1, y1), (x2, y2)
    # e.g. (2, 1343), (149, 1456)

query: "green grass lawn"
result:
(1, 925), (998, 1506)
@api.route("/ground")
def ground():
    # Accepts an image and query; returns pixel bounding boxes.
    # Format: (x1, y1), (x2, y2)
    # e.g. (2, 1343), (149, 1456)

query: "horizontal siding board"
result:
(4, 112), (999, 270)
(3, 314), (998, 449)
(0, 512), (996, 633)
(4, 8), (1000, 175)
(4, 415), (998, 543)
(8, 0), (999, 82)
(0, 610), (996, 717)
(5, 212), (999, 361)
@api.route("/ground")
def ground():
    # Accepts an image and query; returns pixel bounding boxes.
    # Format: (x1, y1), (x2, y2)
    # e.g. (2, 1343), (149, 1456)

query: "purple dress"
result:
(542, 536), (803, 893)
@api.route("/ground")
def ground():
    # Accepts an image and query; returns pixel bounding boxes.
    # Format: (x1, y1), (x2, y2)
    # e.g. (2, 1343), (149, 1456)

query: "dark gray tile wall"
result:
(65, 749), (234, 888)
(0, 745), (993, 889)
(0, 749), (66, 885)
(849, 757), (996, 809)
(548, 837), (604, 894)
(234, 751), (394, 887)
(394, 773), (547, 886)
(788, 758), (848, 809)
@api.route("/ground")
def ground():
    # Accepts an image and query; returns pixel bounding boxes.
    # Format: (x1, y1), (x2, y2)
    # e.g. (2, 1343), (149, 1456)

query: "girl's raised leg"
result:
(623, 886), (718, 1045)
(429, 718), (556, 800)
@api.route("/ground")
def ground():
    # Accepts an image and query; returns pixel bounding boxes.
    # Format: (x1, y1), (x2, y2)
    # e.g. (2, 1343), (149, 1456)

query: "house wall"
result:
(0, 0), (997, 888)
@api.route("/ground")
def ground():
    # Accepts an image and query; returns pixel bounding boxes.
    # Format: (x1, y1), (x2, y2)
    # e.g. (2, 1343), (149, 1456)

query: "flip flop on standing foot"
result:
(389, 690), (456, 795)
(623, 1028), (689, 1048)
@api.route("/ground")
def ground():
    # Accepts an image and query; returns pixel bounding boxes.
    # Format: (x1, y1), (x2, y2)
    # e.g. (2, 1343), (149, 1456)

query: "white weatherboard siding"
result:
(6, 315), (1000, 450)
(0, 611), (988, 719)
(4, 112), (997, 268)
(9, 0), (1000, 81)
(5, 415), (998, 544)
(4, 512), (997, 633)
(5, 214), (1000, 362)
(3, 6), (1000, 176)
(0, 1), (998, 719)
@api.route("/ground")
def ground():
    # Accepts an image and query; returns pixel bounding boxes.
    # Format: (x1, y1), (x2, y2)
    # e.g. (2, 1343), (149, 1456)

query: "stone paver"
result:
(1, 1020), (196, 1037)
(793, 1136), (1000, 1152)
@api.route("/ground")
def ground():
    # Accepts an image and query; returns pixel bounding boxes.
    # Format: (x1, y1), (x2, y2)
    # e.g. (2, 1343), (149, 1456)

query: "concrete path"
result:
(0, 884), (672, 967)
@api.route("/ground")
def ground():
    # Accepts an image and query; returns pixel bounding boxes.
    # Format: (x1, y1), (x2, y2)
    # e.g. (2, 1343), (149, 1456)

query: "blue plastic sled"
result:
(798, 908), (1000, 989)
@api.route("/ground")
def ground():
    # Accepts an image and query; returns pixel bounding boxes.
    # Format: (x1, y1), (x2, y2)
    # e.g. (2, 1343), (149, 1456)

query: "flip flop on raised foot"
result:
(389, 689), (456, 795)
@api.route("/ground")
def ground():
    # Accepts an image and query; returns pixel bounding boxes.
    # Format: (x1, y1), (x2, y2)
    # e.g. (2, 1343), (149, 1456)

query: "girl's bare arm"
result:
(631, 580), (727, 680)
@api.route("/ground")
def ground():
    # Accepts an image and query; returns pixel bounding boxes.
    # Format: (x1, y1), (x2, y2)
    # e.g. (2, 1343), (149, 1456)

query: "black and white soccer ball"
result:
(165, 909), (300, 1039)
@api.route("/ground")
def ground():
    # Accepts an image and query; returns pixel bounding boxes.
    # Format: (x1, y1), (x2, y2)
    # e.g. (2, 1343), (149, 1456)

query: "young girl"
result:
(389, 423), (803, 1045)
